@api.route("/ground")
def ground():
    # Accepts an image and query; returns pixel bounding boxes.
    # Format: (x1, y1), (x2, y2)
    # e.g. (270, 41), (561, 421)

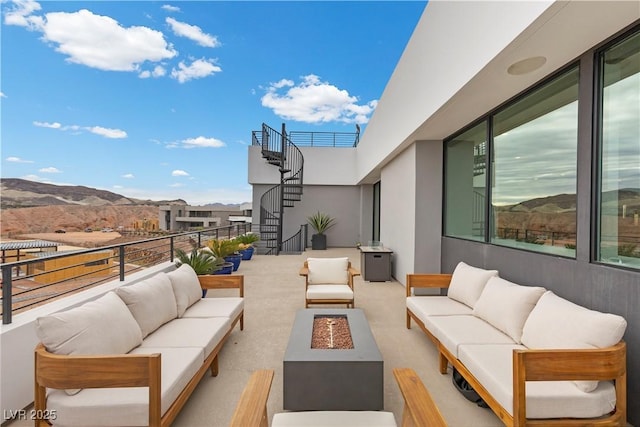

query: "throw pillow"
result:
(472, 276), (546, 343)
(307, 257), (349, 284)
(446, 261), (498, 308)
(116, 273), (178, 337)
(521, 291), (627, 392)
(167, 264), (203, 317)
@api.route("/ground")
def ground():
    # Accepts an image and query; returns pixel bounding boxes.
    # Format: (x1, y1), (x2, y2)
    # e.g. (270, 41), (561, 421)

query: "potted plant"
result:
(235, 233), (260, 260)
(206, 238), (241, 271)
(307, 211), (336, 250)
(174, 247), (224, 296)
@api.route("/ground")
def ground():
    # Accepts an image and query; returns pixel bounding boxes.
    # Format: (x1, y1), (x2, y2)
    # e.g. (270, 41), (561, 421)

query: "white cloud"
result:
(6, 156), (34, 163)
(162, 5), (180, 13)
(33, 121), (61, 129)
(121, 173), (135, 179)
(0, 92), (6, 98)
(3, 0), (43, 29)
(166, 17), (219, 47)
(172, 170), (189, 177)
(87, 126), (127, 139)
(181, 136), (226, 148)
(140, 65), (167, 79)
(39, 166), (62, 173)
(261, 74), (377, 124)
(171, 58), (221, 83)
(170, 182), (185, 188)
(38, 9), (176, 71)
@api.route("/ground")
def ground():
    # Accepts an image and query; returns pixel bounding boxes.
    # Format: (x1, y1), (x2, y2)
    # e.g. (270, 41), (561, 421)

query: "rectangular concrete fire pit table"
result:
(283, 308), (384, 411)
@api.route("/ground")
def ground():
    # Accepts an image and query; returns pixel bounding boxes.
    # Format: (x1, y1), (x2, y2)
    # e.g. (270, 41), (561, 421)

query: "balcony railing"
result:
(0, 224), (251, 324)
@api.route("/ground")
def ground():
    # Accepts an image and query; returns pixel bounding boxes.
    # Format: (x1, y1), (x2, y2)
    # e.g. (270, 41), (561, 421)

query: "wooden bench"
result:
(406, 272), (627, 427)
(229, 368), (447, 427)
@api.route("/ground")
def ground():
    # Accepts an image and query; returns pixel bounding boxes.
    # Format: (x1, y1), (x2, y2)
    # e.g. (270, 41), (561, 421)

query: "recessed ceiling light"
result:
(507, 56), (547, 75)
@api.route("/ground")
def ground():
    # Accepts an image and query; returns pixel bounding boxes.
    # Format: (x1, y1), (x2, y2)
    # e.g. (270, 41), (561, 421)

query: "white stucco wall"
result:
(379, 145), (417, 283)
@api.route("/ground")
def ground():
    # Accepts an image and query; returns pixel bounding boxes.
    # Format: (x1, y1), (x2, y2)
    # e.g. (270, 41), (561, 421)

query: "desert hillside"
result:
(0, 205), (160, 238)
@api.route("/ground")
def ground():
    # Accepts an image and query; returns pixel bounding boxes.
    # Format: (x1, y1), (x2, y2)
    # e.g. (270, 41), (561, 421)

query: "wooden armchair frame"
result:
(229, 368), (447, 427)
(405, 273), (628, 427)
(299, 260), (360, 308)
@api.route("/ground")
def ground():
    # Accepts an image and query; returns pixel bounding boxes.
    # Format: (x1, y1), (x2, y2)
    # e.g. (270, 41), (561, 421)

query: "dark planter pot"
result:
(213, 262), (234, 275)
(240, 246), (255, 260)
(311, 233), (327, 250)
(224, 254), (242, 271)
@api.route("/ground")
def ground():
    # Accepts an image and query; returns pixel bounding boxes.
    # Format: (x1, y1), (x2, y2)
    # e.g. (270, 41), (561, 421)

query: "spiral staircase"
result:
(252, 123), (305, 255)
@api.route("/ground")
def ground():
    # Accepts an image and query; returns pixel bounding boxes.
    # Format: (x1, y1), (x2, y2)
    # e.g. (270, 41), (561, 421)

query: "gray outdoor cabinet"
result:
(359, 246), (393, 281)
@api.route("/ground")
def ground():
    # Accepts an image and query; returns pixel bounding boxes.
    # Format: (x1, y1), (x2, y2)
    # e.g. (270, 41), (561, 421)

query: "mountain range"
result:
(1, 178), (188, 209)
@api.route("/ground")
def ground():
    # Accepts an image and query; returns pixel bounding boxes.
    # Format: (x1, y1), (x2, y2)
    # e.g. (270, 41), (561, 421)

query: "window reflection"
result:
(490, 67), (579, 256)
(445, 123), (487, 241)
(598, 30), (640, 268)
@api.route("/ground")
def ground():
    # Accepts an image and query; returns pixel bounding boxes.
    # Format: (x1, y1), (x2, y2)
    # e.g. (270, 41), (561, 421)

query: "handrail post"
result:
(170, 237), (175, 262)
(119, 246), (126, 281)
(2, 264), (13, 324)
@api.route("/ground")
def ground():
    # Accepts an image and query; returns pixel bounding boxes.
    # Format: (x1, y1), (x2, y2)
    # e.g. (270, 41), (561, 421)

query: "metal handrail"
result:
(0, 224), (250, 324)
(252, 129), (359, 147)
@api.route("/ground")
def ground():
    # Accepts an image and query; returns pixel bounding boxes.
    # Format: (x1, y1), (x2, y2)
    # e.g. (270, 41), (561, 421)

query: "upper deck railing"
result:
(252, 130), (360, 147)
(0, 224), (251, 324)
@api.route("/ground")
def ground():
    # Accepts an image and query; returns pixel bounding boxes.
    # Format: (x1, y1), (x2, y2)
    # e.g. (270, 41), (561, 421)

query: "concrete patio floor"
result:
(170, 247), (503, 426)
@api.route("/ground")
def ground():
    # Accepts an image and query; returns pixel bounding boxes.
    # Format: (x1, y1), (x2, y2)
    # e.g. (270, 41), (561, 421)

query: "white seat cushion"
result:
(272, 411), (397, 427)
(472, 277), (546, 343)
(521, 291), (627, 392)
(35, 291), (143, 356)
(406, 296), (473, 321)
(446, 262), (498, 308)
(424, 315), (514, 358)
(182, 297), (244, 321)
(458, 344), (617, 419)
(140, 317), (230, 357)
(307, 284), (353, 300)
(116, 273), (178, 338)
(166, 264), (203, 317)
(307, 257), (349, 284)
(46, 346), (203, 426)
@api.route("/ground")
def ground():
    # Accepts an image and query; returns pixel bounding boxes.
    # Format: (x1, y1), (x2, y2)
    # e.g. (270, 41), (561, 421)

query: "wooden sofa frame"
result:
(34, 274), (244, 427)
(406, 274), (627, 427)
(299, 260), (360, 308)
(229, 368), (447, 427)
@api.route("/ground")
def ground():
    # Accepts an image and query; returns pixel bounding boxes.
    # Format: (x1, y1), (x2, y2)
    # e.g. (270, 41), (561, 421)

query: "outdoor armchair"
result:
(299, 257), (360, 308)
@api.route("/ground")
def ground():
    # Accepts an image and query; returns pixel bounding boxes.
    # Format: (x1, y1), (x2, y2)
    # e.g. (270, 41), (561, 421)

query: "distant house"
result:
(158, 203), (252, 231)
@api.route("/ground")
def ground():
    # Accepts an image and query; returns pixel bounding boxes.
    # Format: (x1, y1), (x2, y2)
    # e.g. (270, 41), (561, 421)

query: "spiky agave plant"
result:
(307, 211), (336, 235)
(174, 247), (223, 275)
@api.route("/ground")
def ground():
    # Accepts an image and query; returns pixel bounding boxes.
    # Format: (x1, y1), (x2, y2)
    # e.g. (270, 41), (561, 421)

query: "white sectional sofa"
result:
(33, 264), (244, 427)
(406, 262), (628, 427)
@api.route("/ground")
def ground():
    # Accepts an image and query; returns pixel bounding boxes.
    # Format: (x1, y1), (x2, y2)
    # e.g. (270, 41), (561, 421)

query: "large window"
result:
(597, 30), (640, 269)
(491, 66), (579, 256)
(444, 122), (487, 241)
(444, 66), (580, 257)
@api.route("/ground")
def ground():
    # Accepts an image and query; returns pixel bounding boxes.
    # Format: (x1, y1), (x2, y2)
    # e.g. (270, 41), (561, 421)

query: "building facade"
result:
(158, 204), (251, 231)
(249, 2), (640, 423)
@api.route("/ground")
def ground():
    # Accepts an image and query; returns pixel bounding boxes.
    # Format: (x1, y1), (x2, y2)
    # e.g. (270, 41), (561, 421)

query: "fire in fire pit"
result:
(311, 315), (354, 349)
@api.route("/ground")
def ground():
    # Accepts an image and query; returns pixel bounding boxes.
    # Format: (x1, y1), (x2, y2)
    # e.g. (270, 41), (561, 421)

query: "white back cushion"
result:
(35, 291), (142, 355)
(116, 273), (178, 337)
(473, 277), (546, 343)
(167, 264), (202, 317)
(521, 291), (627, 392)
(307, 257), (349, 284)
(447, 261), (498, 308)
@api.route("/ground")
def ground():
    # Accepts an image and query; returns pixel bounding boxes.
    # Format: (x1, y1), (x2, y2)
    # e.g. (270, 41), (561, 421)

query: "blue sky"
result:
(1, 0), (425, 205)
